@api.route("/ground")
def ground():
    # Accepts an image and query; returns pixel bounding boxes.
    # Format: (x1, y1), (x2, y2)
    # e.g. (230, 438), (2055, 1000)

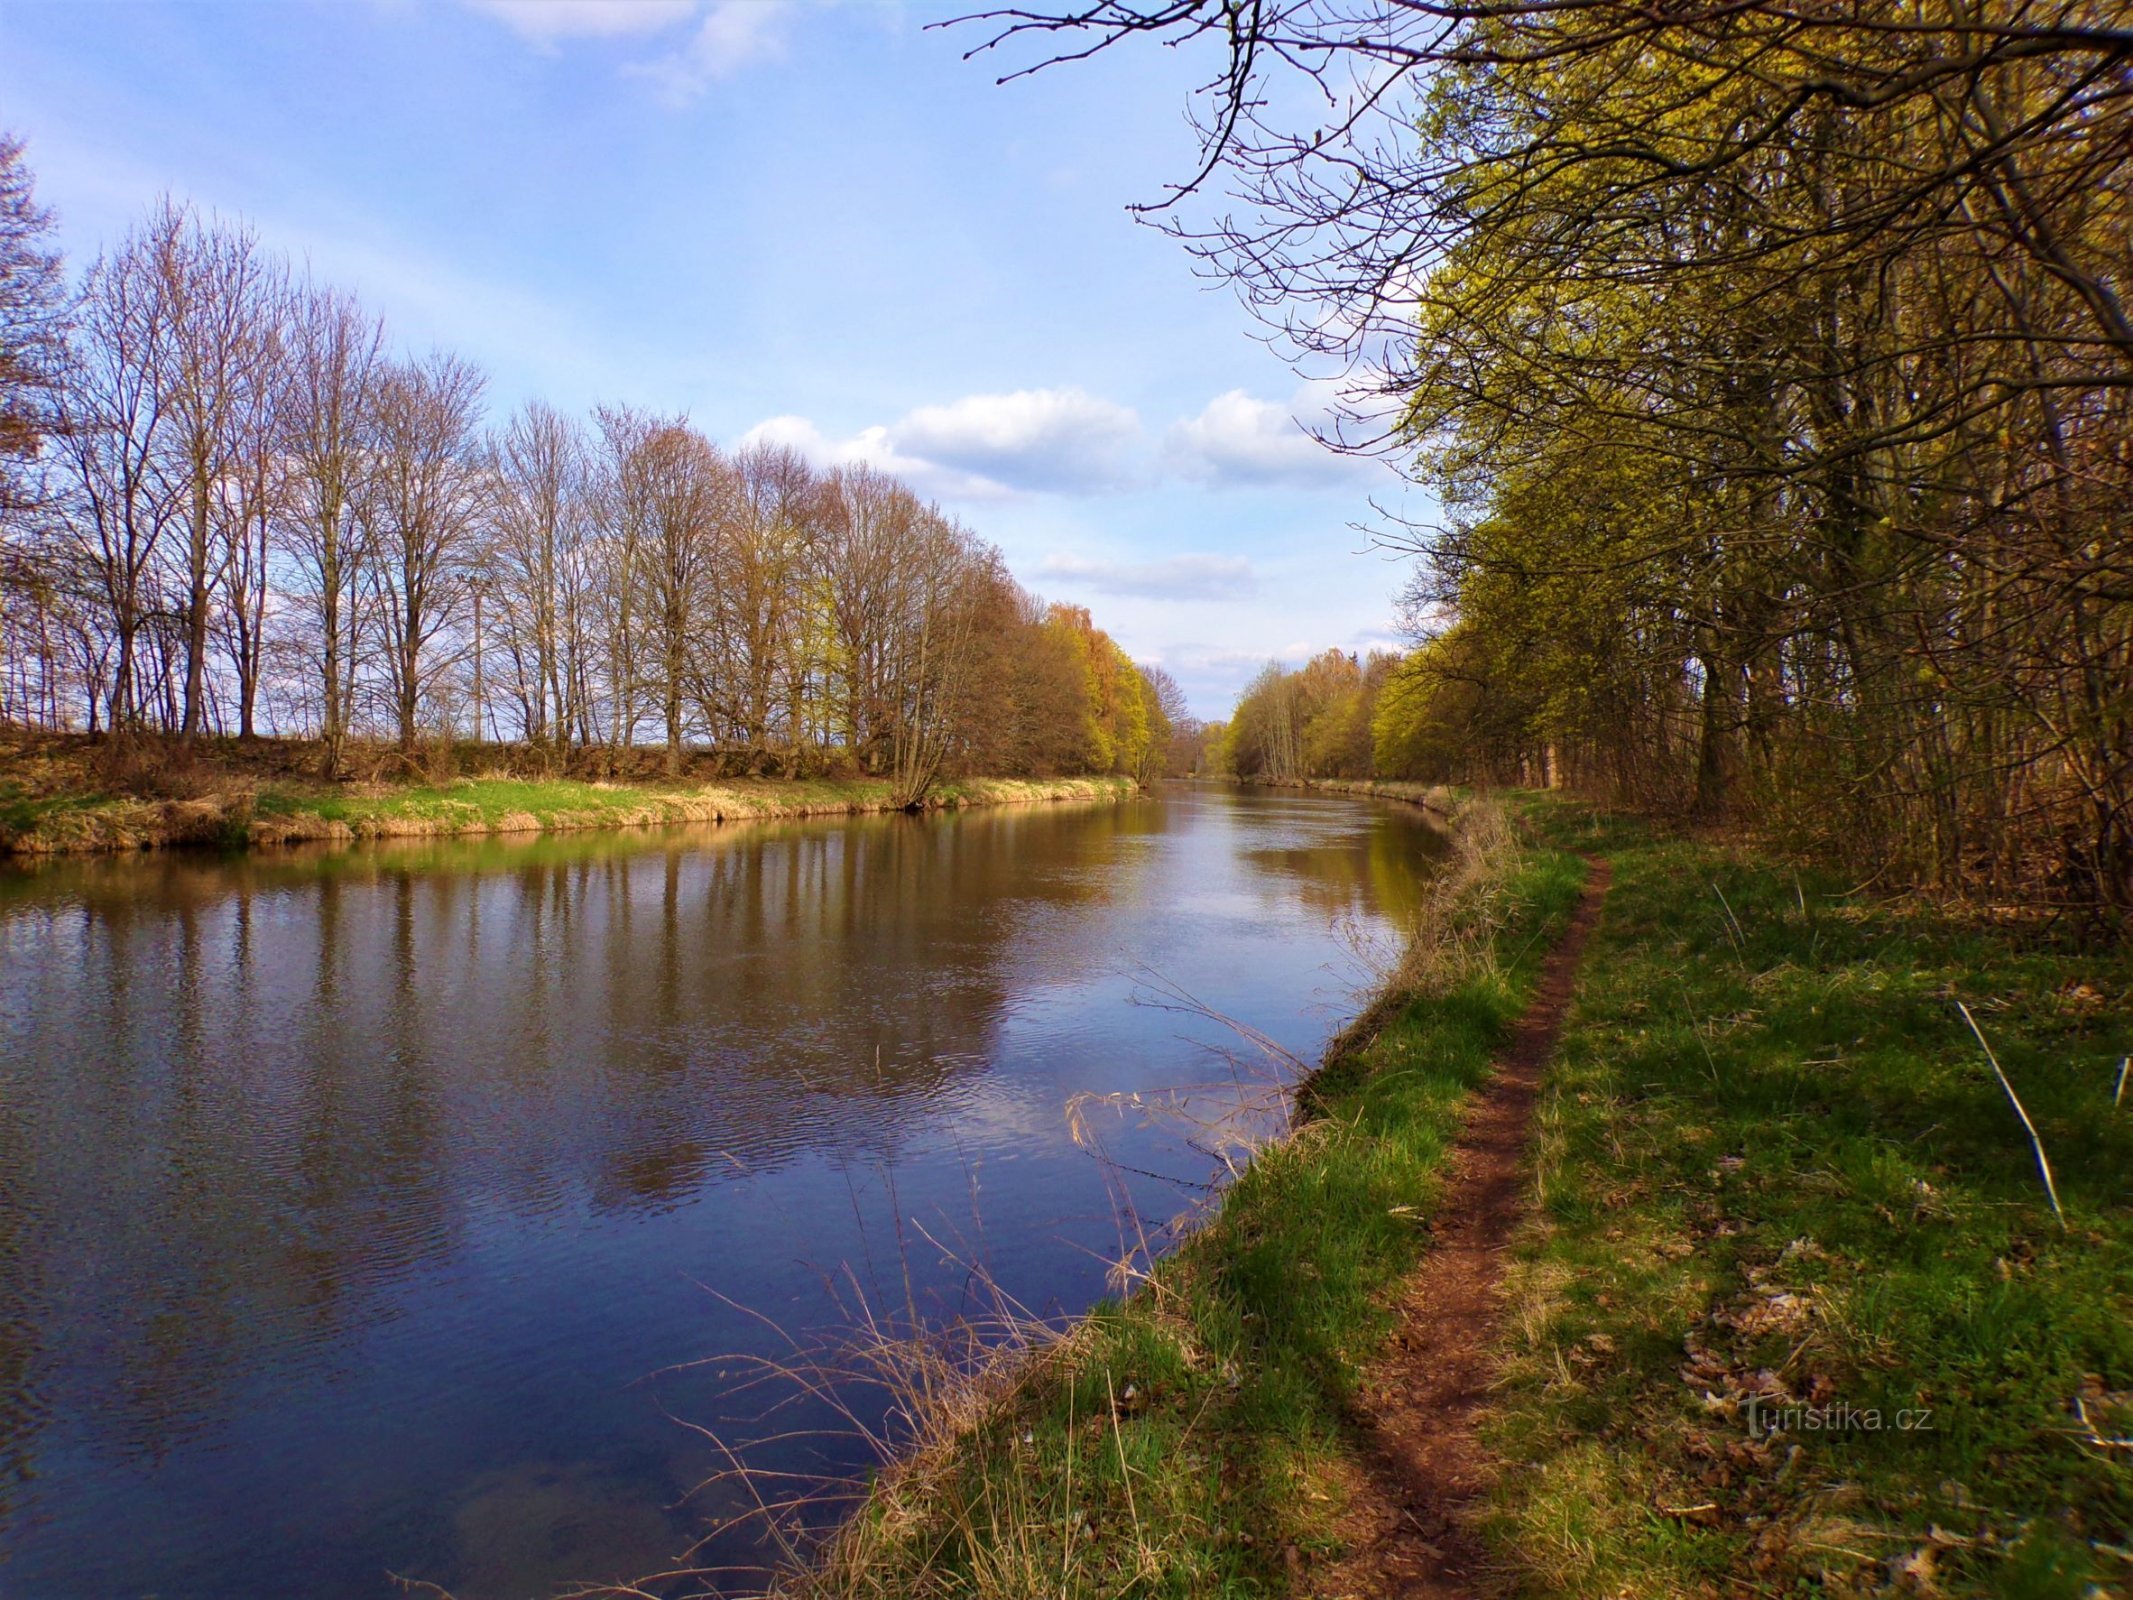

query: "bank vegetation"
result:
(0, 727), (1137, 856)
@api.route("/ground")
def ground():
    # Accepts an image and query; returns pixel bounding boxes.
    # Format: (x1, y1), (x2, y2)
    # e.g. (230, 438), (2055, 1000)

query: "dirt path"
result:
(1312, 857), (1613, 1600)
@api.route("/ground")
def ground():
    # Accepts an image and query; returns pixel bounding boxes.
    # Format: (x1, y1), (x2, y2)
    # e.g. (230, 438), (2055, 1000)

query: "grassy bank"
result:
(763, 796), (2130, 1600)
(0, 734), (1136, 857)
(772, 799), (1587, 1597)
(1482, 803), (2133, 1598)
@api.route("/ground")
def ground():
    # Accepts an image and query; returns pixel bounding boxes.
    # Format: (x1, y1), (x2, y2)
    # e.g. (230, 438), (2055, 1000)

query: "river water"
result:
(0, 785), (1441, 1599)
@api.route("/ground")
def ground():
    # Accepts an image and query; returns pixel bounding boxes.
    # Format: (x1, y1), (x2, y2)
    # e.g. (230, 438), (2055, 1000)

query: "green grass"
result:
(268, 775), (936, 827)
(798, 802), (1589, 1597)
(803, 797), (2131, 1599)
(1, 771), (1137, 854)
(0, 778), (112, 835)
(1487, 801), (2133, 1597)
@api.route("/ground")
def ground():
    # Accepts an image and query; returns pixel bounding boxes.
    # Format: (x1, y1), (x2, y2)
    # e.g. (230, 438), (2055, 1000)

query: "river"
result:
(0, 785), (1442, 1599)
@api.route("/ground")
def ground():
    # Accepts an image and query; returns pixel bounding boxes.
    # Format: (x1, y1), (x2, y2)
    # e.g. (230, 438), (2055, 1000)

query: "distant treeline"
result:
(0, 137), (1197, 801)
(1215, 650), (1386, 783)
(1211, 646), (1487, 788)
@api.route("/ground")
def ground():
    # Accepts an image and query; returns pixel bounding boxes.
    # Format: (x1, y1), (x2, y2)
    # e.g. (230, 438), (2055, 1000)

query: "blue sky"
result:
(0, 0), (1426, 716)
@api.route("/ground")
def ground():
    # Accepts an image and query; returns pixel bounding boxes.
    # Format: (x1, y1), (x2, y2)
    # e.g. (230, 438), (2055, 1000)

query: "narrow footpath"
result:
(1317, 857), (1614, 1600)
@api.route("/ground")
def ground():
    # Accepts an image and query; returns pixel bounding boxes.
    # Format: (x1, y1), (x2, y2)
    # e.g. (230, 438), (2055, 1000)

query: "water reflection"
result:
(0, 789), (1441, 1598)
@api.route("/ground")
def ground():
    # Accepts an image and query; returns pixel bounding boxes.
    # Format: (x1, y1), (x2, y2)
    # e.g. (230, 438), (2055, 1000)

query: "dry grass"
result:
(1393, 795), (1520, 989)
(612, 986), (1319, 1600)
(571, 1251), (1091, 1600)
(1316, 794), (1523, 1074)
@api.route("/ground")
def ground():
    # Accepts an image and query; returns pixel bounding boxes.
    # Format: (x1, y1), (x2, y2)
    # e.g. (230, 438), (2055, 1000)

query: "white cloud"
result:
(739, 385), (1146, 502)
(739, 380), (1398, 511)
(1038, 552), (1257, 602)
(1165, 387), (1377, 488)
(737, 413), (1014, 503)
(630, 0), (794, 105)
(463, 0), (793, 99)
(465, 0), (697, 44)
(891, 387), (1143, 494)
(737, 413), (834, 456)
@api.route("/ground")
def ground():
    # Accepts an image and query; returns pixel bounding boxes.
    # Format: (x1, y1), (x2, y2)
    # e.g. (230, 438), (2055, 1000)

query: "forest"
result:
(0, 136), (1188, 806)
(1087, 0), (2131, 930)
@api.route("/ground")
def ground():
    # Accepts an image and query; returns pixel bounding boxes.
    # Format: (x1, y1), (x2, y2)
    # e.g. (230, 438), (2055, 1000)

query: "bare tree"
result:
(52, 217), (183, 732)
(277, 282), (382, 770)
(149, 202), (279, 739)
(714, 441), (817, 773)
(214, 266), (288, 739)
(359, 351), (485, 759)
(816, 465), (914, 771)
(0, 132), (70, 728)
(0, 131), (65, 519)
(635, 421), (727, 776)
(485, 400), (587, 764)
(587, 405), (654, 766)
(884, 510), (987, 806)
(1141, 662), (1191, 779)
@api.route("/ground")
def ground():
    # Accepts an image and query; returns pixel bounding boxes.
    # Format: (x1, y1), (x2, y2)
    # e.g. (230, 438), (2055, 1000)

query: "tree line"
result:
(982, 0), (2133, 926)
(0, 136), (1192, 802)
(1219, 649), (1390, 783)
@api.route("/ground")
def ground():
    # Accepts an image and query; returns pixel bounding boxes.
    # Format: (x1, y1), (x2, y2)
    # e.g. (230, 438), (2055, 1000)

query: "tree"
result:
(278, 281), (383, 771)
(714, 442), (817, 773)
(359, 351), (485, 758)
(973, 0), (2133, 919)
(884, 511), (987, 807)
(597, 414), (726, 776)
(151, 202), (279, 739)
(0, 131), (64, 518)
(485, 400), (588, 765)
(3, 164), (1168, 798)
(0, 133), (70, 728)
(817, 464), (913, 771)
(214, 264), (288, 739)
(1141, 663), (1196, 778)
(52, 215), (184, 732)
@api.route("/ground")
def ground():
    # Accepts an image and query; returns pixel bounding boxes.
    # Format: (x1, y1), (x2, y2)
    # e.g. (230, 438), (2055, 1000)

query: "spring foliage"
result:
(1002, 0), (2133, 925)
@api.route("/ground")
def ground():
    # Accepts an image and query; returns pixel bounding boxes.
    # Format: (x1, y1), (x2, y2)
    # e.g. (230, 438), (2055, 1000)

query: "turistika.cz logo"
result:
(1744, 1396), (1935, 1438)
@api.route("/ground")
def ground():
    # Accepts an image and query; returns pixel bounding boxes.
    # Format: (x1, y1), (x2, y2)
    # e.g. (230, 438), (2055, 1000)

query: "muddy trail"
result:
(1315, 857), (1613, 1600)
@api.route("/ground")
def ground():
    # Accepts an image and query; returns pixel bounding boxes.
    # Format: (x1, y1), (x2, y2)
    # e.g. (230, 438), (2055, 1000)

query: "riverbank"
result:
(0, 733), (1137, 857)
(767, 796), (1590, 1596)
(771, 797), (2131, 1599)
(1244, 774), (1459, 820)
